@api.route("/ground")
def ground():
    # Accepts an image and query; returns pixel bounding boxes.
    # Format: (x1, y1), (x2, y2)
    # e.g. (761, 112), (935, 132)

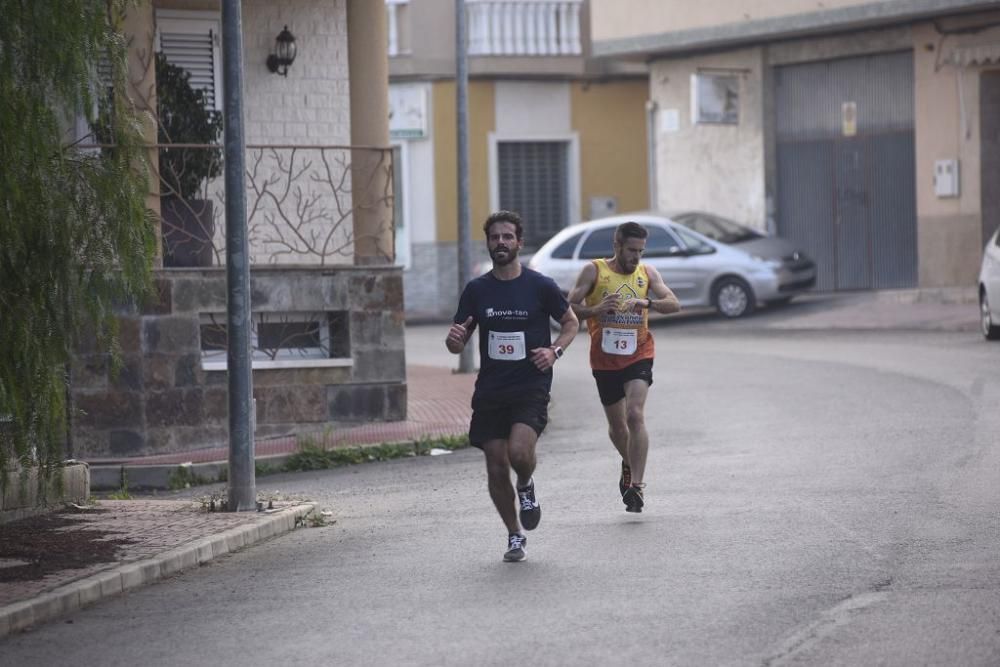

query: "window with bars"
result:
(200, 312), (351, 365)
(497, 141), (569, 248)
(156, 12), (222, 112)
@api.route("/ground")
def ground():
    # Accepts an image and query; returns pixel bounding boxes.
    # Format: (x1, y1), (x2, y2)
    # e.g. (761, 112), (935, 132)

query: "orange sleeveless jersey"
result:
(584, 258), (654, 371)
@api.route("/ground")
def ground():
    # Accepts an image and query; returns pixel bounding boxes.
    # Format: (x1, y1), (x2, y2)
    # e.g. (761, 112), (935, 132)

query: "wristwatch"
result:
(551, 345), (564, 360)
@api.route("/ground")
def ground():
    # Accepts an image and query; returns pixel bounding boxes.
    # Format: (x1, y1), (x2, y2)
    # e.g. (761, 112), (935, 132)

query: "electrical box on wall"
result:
(589, 196), (618, 219)
(934, 159), (960, 198)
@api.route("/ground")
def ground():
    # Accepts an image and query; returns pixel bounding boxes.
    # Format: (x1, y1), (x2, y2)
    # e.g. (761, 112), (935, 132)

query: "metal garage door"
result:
(775, 51), (917, 291)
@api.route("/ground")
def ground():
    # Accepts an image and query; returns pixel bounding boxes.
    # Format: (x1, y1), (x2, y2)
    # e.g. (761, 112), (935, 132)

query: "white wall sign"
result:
(389, 85), (428, 139)
(660, 108), (680, 133)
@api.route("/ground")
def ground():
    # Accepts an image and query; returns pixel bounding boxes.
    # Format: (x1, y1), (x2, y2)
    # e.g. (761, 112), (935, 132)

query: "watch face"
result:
(554, 346), (563, 358)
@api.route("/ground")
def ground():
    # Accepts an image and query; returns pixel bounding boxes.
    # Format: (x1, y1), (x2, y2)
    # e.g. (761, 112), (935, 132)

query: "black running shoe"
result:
(619, 462), (631, 499)
(623, 485), (644, 513)
(517, 479), (541, 531)
(504, 533), (527, 562)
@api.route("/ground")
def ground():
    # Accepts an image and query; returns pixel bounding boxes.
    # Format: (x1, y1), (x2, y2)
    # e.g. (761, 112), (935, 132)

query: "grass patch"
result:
(281, 434), (470, 473)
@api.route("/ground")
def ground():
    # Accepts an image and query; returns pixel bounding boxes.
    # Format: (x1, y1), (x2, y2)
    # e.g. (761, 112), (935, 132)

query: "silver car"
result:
(979, 226), (1000, 340)
(527, 211), (816, 318)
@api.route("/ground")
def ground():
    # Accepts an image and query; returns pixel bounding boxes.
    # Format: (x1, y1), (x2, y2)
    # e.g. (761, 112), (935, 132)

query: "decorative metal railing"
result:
(145, 143), (394, 267)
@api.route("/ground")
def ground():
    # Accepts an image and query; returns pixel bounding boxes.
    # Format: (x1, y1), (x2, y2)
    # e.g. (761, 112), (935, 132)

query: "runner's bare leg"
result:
(622, 379), (651, 484)
(602, 399), (630, 465)
(482, 439), (520, 534)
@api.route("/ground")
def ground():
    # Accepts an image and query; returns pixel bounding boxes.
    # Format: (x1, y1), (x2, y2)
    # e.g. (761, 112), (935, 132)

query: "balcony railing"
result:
(162, 144), (394, 267)
(386, 0), (583, 58)
(386, 0), (410, 57)
(78, 143), (394, 267)
(467, 0), (583, 56)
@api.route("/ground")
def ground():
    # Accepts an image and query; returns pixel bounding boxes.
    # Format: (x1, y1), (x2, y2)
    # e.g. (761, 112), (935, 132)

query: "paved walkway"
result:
(0, 500), (315, 638)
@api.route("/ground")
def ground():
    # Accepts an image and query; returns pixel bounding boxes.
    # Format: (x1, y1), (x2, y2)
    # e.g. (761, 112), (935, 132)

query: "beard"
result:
(489, 244), (519, 267)
(618, 256), (639, 273)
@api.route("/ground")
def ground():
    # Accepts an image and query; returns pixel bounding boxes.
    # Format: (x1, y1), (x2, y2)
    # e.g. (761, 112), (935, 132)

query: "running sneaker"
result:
(623, 484), (645, 513)
(619, 462), (631, 499)
(504, 533), (527, 562)
(517, 479), (541, 531)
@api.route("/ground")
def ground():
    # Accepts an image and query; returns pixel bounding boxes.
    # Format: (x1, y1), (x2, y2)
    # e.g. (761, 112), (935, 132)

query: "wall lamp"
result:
(266, 25), (297, 76)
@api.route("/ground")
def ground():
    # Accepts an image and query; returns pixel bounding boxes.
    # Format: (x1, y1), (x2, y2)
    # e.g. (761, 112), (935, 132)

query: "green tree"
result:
(0, 1), (156, 479)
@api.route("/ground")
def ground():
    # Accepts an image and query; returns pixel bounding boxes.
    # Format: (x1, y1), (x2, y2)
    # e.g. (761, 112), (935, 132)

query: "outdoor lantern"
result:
(266, 26), (296, 76)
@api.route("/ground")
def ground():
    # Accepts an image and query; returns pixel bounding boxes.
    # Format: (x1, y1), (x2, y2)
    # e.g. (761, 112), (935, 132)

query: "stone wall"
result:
(71, 266), (406, 460)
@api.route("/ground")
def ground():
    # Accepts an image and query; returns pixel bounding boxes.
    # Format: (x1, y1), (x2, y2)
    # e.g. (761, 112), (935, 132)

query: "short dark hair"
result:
(615, 221), (648, 244)
(483, 210), (523, 240)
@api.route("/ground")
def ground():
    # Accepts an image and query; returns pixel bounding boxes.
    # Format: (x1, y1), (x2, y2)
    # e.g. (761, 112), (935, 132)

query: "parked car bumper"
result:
(749, 265), (817, 301)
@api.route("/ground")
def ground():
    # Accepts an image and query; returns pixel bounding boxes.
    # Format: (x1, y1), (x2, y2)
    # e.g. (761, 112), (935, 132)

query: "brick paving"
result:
(0, 500), (310, 610)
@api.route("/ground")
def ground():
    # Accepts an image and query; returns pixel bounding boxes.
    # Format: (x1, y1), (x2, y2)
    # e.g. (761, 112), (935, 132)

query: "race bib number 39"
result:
(488, 331), (526, 361)
(602, 327), (637, 356)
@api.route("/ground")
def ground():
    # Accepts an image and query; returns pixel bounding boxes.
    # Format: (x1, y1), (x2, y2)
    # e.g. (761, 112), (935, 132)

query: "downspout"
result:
(645, 99), (658, 210)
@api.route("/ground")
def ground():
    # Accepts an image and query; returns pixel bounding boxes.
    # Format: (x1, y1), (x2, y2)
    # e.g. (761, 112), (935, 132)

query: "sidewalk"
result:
(0, 500), (316, 638)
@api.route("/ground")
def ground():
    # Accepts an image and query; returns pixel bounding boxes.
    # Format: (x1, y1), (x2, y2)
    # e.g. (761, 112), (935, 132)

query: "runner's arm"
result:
(551, 306), (578, 353)
(643, 266), (681, 314)
(568, 262), (618, 320)
(445, 316), (474, 354)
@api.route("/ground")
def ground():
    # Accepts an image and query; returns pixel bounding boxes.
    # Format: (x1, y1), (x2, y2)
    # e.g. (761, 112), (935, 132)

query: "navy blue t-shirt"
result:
(453, 268), (569, 399)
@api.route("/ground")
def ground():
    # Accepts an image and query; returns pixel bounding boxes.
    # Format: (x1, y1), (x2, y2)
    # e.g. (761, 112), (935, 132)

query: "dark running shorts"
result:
(592, 358), (654, 406)
(469, 389), (550, 448)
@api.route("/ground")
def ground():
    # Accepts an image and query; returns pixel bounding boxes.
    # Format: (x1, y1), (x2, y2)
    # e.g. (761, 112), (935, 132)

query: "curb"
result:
(89, 436), (471, 491)
(89, 454), (300, 492)
(0, 502), (316, 639)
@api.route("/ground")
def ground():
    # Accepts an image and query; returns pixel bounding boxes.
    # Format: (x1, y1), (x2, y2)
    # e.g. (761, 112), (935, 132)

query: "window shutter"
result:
(156, 13), (222, 111)
(497, 141), (569, 248)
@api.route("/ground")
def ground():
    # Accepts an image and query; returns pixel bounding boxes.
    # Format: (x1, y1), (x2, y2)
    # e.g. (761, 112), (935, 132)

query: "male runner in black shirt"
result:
(446, 210), (578, 562)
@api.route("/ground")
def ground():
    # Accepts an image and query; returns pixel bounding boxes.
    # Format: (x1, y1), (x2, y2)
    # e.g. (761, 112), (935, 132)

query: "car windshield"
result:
(674, 213), (762, 244)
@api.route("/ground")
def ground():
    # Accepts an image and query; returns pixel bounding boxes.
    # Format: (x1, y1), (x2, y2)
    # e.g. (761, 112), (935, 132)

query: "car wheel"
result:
(713, 277), (755, 318)
(981, 290), (1000, 340)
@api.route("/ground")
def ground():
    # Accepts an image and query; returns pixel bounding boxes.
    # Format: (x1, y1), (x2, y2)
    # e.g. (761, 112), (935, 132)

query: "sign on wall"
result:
(389, 85), (428, 140)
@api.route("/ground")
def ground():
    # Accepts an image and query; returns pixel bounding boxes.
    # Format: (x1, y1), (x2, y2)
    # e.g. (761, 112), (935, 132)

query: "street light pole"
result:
(455, 0), (475, 373)
(221, 0), (255, 511)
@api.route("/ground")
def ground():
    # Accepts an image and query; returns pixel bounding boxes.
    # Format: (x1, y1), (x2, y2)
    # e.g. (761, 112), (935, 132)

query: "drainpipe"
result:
(645, 100), (658, 210)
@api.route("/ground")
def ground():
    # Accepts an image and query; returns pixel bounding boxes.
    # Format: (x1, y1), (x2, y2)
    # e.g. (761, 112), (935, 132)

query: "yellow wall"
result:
(432, 80), (496, 242)
(571, 80), (649, 217)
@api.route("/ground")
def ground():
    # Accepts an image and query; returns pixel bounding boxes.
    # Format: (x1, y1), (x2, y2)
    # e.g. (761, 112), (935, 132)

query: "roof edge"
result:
(592, 0), (1000, 59)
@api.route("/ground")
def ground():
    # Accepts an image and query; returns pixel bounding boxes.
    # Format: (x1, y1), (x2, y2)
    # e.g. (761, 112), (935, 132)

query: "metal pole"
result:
(221, 0), (255, 511)
(456, 0), (475, 373)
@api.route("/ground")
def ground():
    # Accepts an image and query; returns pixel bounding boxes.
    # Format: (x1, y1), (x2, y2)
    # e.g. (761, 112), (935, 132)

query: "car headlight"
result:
(751, 255), (783, 269)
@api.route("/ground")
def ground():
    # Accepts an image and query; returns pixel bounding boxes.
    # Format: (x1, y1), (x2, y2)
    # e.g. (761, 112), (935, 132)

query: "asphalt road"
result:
(4, 315), (999, 666)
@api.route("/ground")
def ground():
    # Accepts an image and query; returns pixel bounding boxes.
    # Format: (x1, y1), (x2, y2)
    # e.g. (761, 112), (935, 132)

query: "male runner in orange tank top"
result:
(566, 222), (680, 512)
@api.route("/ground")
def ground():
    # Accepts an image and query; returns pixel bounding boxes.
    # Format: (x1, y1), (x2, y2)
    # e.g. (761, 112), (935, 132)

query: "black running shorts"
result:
(591, 358), (654, 406)
(468, 389), (550, 448)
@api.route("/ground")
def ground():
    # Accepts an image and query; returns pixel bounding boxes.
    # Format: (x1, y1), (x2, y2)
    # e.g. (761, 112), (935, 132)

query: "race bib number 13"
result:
(602, 327), (637, 356)
(488, 331), (526, 361)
